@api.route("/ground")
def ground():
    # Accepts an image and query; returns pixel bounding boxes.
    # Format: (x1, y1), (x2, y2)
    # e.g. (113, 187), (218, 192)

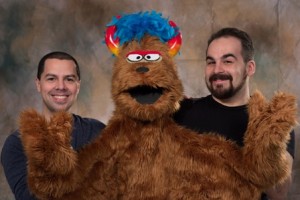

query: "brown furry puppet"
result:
(20, 11), (298, 200)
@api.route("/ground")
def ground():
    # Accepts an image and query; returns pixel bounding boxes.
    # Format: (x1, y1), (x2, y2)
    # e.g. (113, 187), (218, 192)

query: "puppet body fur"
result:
(20, 25), (297, 200)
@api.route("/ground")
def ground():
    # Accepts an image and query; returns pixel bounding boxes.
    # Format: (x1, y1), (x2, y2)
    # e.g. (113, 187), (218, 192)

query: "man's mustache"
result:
(209, 74), (233, 82)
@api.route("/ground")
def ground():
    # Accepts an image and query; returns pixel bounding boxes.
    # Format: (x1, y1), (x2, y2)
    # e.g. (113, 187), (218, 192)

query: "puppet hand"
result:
(243, 91), (297, 187)
(268, 91), (298, 132)
(19, 109), (77, 175)
(247, 90), (297, 138)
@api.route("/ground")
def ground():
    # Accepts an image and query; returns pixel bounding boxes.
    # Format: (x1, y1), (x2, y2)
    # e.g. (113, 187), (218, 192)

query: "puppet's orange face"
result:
(111, 35), (183, 121)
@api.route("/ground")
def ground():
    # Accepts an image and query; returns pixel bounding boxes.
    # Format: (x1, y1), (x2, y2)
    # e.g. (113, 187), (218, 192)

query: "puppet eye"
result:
(127, 54), (143, 62)
(144, 53), (161, 61)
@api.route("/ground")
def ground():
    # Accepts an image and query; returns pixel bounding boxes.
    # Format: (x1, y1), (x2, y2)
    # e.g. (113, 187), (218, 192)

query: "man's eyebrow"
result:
(44, 74), (77, 78)
(44, 73), (57, 77)
(222, 53), (237, 60)
(65, 74), (76, 78)
(206, 56), (215, 61)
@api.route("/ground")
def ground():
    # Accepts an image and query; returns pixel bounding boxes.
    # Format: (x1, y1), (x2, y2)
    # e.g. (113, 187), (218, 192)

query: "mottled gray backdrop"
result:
(0, 0), (299, 199)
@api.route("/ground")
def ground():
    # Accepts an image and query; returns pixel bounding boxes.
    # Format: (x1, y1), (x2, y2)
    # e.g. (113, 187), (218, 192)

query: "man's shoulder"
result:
(174, 95), (211, 120)
(71, 114), (106, 149)
(180, 95), (212, 108)
(72, 114), (106, 134)
(2, 130), (22, 147)
(72, 114), (105, 126)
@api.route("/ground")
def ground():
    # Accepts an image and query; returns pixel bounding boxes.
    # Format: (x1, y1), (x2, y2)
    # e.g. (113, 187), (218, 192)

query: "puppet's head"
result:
(105, 11), (183, 121)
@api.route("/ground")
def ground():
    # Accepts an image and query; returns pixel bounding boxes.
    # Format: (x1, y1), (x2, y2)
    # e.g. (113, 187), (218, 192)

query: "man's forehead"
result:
(42, 60), (78, 78)
(209, 37), (242, 50)
(44, 59), (76, 71)
(207, 37), (242, 58)
(44, 58), (76, 66)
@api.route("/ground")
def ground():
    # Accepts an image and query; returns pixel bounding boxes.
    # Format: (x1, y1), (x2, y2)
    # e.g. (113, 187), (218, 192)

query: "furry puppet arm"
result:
(19, 109), (119, 200)
(19, 109), (98, 199)
(240, 91), (297, 189)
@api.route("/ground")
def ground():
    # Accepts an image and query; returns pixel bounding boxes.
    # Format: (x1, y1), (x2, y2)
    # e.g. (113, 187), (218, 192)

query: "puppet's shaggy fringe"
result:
(106, 11), (179, 45)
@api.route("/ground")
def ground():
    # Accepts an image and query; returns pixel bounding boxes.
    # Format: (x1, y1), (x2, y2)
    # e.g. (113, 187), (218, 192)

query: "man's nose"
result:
(56, 79), (66, 89)
(214, 62), (225, 73)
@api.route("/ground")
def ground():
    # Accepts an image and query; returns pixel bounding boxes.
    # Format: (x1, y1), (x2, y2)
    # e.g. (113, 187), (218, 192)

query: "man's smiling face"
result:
(205, 36), (249, 99)
(35, 58), (80, 117)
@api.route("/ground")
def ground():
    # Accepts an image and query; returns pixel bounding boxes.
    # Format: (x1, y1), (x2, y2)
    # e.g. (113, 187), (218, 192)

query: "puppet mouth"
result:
(128, 85), (163, 104)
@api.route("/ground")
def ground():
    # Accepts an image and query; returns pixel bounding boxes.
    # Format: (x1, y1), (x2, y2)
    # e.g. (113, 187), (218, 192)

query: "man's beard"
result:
(206, 73), (247, 100)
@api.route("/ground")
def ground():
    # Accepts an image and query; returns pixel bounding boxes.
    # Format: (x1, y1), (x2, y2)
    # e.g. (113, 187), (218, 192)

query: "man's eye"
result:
(127, 54), (143, 62)
(206, 61), (215, 65)
(144, 53), (161, 61)
(46, 77), (55, 81)
(224, 60), (233, 64)
(66, 78), (75, 82)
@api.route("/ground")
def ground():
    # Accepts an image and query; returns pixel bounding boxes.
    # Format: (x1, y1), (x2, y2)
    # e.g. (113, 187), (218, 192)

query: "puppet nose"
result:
(136, 66), (149, 73)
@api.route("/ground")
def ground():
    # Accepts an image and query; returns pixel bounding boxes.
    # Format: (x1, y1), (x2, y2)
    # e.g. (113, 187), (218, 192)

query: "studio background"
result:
(0, 0), (299, 199)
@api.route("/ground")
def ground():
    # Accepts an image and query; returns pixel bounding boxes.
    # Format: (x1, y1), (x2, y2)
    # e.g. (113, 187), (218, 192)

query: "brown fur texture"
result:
(20, 36), (298, 200)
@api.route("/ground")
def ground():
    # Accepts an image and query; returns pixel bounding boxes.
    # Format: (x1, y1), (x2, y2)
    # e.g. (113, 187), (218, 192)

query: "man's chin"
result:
(210, 88), (233, 99)
(51, 105), (71, 112)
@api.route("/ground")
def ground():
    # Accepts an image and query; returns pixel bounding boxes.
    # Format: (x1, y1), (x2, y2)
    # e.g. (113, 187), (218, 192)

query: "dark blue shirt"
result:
(1, 114), (105, 200)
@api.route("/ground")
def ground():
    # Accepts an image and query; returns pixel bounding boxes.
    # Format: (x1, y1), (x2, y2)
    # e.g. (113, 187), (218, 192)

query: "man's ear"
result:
(35, 78), (41, 92)
(247, 60), (256, 76)
(76, 80), (81, 95)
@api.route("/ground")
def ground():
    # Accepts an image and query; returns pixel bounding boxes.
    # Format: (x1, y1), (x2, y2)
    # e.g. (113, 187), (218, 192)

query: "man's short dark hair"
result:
(207, 27), (254, 62)
(37, 51), (80, 80)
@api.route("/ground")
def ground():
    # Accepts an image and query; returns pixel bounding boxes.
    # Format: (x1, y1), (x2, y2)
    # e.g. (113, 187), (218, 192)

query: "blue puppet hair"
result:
(106, 11), (179, 46)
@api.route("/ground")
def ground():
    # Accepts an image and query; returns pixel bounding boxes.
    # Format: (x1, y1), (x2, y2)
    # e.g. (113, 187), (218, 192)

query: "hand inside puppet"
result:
(20, 11), (298, 200)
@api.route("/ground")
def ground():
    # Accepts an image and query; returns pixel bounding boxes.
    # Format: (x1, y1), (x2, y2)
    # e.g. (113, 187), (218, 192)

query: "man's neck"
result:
(212, 91), (250, 107)
(42, 110), (53, 121)
(42, 109), (69, 121)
